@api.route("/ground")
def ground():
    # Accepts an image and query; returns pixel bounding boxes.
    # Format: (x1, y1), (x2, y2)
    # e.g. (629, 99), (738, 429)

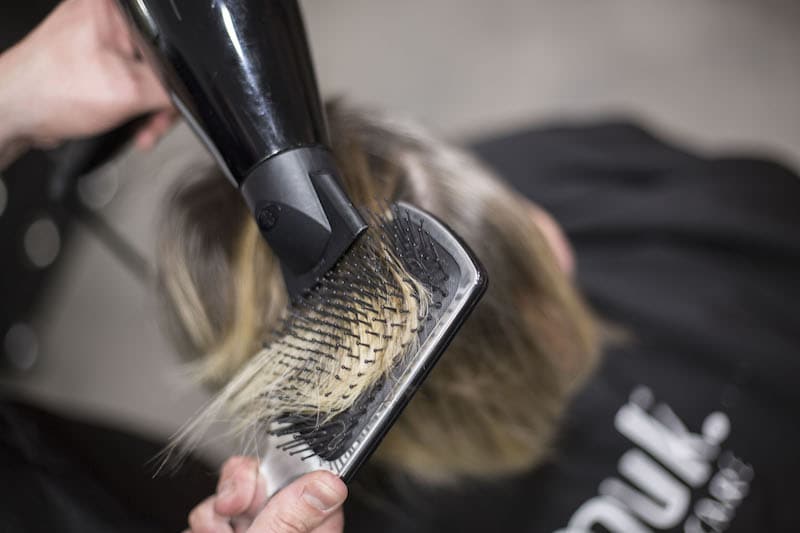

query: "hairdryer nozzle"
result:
(115, 0), (366, 298)
(241, 147), (366, 299)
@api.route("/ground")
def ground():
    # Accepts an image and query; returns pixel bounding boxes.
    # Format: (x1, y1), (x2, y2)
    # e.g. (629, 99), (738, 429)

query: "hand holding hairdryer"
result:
(0, 0), (174, 168)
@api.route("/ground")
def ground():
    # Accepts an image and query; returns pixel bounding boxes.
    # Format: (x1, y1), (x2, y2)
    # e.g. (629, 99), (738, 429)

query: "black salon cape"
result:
(0, 400), (216, 532)
(344, 122), (800, 532)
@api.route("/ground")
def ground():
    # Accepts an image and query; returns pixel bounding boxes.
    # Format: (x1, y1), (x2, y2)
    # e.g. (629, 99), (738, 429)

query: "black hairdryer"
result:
(114, 0), (366, 299)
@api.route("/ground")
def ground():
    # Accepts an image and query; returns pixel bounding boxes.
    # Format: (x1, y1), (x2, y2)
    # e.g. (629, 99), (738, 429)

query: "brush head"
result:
(259, 201), (487, 494)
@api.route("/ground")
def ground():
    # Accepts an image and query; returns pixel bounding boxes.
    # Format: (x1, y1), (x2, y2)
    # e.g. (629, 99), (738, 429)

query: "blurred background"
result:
(1, 0), (799, 464)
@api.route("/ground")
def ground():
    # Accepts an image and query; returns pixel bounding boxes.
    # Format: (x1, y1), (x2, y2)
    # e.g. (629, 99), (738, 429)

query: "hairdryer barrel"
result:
(115, 0), (365, 298)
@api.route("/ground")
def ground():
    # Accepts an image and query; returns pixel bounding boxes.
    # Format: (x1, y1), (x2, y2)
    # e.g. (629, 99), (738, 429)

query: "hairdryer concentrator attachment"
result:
(115, 0), (366, 299)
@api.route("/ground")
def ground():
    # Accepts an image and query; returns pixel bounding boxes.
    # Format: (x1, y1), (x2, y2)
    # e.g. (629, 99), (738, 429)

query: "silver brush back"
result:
(261, 202), (487, 494)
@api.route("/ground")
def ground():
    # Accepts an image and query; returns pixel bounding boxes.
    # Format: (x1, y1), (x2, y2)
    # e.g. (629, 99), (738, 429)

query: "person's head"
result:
(159, 102), (602, 483)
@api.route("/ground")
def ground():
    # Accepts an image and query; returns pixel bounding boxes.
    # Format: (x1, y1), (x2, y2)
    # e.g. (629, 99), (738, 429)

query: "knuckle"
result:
(222, 491), (248, 515)
(188, 507), (200, 527)
(223, 455), (244, 469)
(233, 463), (255, 484)
(217, 466), (259, 514)
(270, 509), (310, 533)
(222, 455), (255, 478)
(187, 499), (216, 533)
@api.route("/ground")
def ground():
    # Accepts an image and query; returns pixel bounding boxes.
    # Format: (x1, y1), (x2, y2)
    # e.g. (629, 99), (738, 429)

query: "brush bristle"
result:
(167, 205), (460, 462)
(265, 204), (458, 460)
(269, 205), (454, 460)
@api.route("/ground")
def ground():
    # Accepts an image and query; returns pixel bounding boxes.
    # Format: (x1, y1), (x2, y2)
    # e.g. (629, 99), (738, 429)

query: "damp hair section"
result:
(164, 206), (431, 461)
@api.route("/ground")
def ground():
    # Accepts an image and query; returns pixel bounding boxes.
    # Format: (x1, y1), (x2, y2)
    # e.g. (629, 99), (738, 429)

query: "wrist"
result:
(0, 39), (56, 167)
(0, 44), (35, 164)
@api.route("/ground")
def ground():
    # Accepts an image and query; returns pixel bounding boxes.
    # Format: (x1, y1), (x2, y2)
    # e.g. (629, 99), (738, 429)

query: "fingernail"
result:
(302, 480), (345, 512)
(217, 479), (235, 501)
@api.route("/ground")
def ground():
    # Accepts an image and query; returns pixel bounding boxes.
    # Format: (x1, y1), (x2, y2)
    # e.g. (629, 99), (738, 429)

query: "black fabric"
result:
(0, 399), (216, 533)
(344, 122), (800, 532)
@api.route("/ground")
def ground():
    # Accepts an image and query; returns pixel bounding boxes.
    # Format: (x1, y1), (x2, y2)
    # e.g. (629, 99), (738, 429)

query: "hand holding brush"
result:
(186, 456), (346, 533)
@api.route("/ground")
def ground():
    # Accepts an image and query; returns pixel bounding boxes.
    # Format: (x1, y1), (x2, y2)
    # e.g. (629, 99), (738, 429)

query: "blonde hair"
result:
(164, 209), (430, 454)
(158, 102), (602, 482)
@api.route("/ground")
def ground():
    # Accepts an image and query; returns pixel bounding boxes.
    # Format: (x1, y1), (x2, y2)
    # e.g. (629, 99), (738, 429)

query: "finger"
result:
(101, 0), (136, 55)
(135, 109), (177, 150)
(129, 60), (171, 111)
(231, 515), (254, 533)
(134, 129), (155, 151)
(313, 508), (345, 533)
(213, 456), (268, 519)
(188, 495), (234, 533)
(134, 114), (160, 150)
(247, 471), (347, 533)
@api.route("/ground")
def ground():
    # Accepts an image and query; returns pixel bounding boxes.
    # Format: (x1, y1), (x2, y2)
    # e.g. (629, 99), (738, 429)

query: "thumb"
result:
(248, 471), (347, 533)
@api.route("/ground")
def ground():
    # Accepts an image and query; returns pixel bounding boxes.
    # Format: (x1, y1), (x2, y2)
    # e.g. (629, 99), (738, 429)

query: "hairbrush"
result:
(116, 0), (487, 492)
(258, 202), (486, 493)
